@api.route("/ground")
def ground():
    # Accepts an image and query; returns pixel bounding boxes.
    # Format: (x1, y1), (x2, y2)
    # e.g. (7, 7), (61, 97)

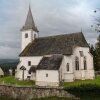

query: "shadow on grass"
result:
(64, 84), (100, 100)
(32, 96), (76, 100)
(0, 96), (76, 100)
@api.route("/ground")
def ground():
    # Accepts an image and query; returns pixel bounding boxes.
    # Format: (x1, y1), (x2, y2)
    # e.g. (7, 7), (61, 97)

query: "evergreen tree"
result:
(91, 9), (100, 70)
(90, 44), (94, 55)
(95, 35), (100, 70)
(90, 45), (98, 70)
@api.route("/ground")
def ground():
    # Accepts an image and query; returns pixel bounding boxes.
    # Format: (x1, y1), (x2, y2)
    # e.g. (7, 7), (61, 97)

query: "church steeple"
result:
(21, 6), (39, 32)
(21, 6), (39, 51)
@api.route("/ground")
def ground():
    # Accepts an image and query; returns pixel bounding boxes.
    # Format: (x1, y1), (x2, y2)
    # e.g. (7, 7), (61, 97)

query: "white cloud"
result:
(0, 0), (99, 58)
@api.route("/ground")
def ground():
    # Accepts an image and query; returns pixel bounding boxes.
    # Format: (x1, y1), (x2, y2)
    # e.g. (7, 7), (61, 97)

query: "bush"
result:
(64, 84), (100, 100)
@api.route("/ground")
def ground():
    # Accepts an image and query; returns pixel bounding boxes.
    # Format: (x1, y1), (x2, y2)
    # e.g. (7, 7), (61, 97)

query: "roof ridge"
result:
(36, 32), (83, 39)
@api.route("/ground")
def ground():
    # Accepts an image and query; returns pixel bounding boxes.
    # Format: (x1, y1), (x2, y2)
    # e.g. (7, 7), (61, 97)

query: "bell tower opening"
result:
(21, 6), (39, 51)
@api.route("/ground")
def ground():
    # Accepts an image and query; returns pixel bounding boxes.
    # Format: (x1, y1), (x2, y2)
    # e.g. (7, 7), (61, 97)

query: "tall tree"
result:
(92, 9), (100, 32)
(90, 45), (98, 70)
(95, 35), (100, 70)
(90, 9), (100, 70)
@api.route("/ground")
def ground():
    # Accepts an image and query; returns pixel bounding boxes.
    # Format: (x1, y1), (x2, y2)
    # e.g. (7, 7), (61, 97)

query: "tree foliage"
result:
(90, 9), (100, 71)
(0, 62), (18, 76)
(90, 35), (100, 71)
(95, 35), (100, 70)
(92, 9), (100, 32)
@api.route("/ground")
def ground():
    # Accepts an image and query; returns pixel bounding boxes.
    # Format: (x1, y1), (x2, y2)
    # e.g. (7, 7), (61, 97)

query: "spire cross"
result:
(29, 0), (31, 9)
(81, 27), (82, 32)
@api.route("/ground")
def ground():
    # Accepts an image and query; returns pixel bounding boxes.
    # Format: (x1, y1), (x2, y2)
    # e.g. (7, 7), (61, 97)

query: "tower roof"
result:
(21, 6), (39, 32)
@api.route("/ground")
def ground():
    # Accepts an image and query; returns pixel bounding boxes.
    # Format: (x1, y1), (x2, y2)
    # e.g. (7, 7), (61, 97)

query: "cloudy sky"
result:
(0, 0), (100, 59)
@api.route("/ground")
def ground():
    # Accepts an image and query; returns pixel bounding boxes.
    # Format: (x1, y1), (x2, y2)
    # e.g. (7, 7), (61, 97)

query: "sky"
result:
(0, 0), (100, 59)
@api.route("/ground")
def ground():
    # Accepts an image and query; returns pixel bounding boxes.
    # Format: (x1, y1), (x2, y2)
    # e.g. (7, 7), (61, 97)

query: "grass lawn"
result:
(64, 76), (100, 100)
(64, 76), (100, 88)
(0, 76), (100, 100)
(0, 76), (35, 86)
(0, 76), (100, 87)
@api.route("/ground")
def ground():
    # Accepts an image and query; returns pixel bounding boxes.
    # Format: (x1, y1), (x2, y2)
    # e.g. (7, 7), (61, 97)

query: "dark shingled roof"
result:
(29, 66), (36, 74)
(20, 66), (26, 70)
(20, 32), (89, 57)
(21, 6), (39, 32)
(37, 55), (63, 70)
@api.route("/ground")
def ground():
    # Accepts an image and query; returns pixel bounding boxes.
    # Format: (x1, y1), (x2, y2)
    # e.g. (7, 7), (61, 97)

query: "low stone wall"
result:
(0, 85), (77, 100)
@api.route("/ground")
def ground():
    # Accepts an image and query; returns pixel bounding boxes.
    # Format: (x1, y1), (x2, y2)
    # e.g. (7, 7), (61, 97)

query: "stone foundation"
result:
(0, 85), (76, 100)
(36, 81), (59, 86)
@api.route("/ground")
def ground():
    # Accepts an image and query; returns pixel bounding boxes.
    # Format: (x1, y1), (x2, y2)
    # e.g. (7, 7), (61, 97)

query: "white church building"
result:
(15, 6), (95, 86)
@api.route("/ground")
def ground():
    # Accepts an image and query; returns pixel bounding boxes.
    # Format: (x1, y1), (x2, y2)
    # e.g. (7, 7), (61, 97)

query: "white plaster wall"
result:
(15, 62), (22, 79)
(21, 30), (38, 51)
(73, 46), (95, 79)
(74, 71), (82, 79)
(16, 70), (28, 80)
(16, 56), (43, 80)
(30, 72), (36, 80)
(63, 73), (74, 82)
(60, 56), (74, 82)
(87, 53), (94, 70)
(85, 70), (95, 79)
(36, 70), (59, 86)
(20, 56), (43, 70)
(73, 47), (93, 69)
(0, 68), (4, 76)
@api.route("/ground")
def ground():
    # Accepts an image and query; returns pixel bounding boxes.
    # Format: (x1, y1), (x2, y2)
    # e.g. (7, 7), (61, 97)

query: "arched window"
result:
(75, 57), (79, 70)
(84, 57), (87, 70)
(66, 63), (69, 72)
(34, 34), (36, 39)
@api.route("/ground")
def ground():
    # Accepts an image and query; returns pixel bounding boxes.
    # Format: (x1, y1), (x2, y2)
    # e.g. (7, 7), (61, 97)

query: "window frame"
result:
(84, 57), (87, 70)
(66, 63), (69, 72)
(79, 51), (84, 57)
(46, 73), (48, 77)
(25, 33), (28, 38)
(28, 61), (31, 66)
(34, 34), (36, 39)
(75, 56), (79, 70)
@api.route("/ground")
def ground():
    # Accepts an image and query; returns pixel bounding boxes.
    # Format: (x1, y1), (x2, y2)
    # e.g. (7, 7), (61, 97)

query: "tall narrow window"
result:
(84, 57), (87, 70)
(46, 73), (48, 77)
(34, 34), (36, 39)
(66, 63), (69, 72)
(79, 51), (84, 57)
(28, 61), (31, 66)
(25, 33), (28, 38)
(75, 57), (79, 70)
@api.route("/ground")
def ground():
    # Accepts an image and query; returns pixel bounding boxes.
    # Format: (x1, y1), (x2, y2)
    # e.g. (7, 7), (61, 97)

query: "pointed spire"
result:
(21, 6), (39, 32)
(81, 27), (82, 32)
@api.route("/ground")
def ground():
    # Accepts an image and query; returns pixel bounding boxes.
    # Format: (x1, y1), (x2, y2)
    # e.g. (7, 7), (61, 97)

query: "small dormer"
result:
(21, 6), (39, 51)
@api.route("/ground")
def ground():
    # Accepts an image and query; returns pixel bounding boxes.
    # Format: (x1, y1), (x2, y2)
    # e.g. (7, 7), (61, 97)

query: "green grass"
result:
(64, 76), (100, 100)
(64, 76), (100, 88)
(0, 76), (35, 86)
(1, 76), (100, 100)
(64, 84), (100, 100)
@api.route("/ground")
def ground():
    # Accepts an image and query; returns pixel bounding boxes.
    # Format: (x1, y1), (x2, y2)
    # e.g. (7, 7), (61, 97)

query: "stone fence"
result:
(0, 84), (77, 100)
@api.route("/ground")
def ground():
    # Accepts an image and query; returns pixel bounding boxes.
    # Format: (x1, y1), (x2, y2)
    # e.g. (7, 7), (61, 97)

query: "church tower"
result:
(21, 6), (39, 51)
